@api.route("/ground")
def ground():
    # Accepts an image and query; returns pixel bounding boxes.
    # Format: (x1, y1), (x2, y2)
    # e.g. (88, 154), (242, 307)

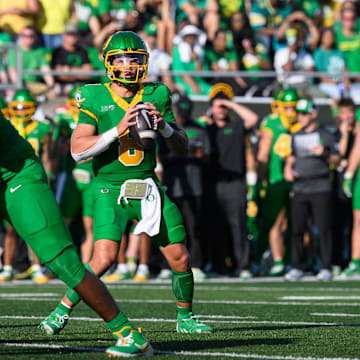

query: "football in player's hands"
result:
(130, 102), (158, 150)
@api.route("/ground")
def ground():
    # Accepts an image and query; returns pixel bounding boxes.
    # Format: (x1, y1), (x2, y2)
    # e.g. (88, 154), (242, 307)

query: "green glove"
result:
(247, 184), (256, 201)
(343, 173), (354, 198)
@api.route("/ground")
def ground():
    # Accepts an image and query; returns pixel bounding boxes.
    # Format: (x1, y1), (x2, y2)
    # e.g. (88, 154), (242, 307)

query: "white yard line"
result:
(282, 296), (360, 300)
(3, 297), (360, 307)
(0, 342), (359, 360)
(311, 313), (360, 317)
(2, 280), (360, 293)
(0, 293), (58, 297)
(0, 315), (347, 326)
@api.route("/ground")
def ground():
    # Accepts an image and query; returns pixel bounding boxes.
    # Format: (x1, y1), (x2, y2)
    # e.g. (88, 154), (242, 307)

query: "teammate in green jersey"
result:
(40, 30), (212, 357)
(0, 89), (52, 284)
(256, 88), (301, 276)
(0, 112), (154, 357)
(53, 86), (95, 263)
(341, 106), (360, 277)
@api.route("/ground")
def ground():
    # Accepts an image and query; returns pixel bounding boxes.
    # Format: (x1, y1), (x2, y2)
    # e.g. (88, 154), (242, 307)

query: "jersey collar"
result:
(104, 83), (145, 111)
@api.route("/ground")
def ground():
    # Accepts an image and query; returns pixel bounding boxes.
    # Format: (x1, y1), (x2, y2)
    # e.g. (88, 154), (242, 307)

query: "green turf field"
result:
(1, 278), (360, 359)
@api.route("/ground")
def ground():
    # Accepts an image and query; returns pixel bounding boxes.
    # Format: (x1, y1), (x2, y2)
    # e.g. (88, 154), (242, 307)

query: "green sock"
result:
(57, 301), (71, 314)
(274, 259), (284, 266)
(352, 259), (360, 267)
(106, 311), (134, 338)
(65, 263), (96, 305)
(177, 306), (192, 320)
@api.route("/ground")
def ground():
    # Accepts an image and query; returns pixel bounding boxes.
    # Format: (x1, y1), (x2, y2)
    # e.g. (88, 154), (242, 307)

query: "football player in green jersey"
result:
(0, 113), (154, 356)
(0, 89), (52, 284)
(40, 30), (212, 357)
(341, 103), (360, 277)
(53, 85), (95, 263)
(256, 88), (300, 276)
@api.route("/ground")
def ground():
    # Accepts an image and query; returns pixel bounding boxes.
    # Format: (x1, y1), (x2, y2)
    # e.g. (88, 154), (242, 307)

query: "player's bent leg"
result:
(161, 242), (213, 334)
(40, 246), (153, 356)
(40, 245), (86, 335)
(41, 239), (120, 334)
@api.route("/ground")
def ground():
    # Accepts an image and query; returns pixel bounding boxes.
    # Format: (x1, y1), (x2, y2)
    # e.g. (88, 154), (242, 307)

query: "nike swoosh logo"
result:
(10, 184), (23, 193)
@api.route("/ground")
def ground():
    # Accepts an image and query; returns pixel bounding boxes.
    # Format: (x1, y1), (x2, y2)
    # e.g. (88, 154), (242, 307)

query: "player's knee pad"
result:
(171, 269), (194, 303)
(45, 246), (86, 289)
(65, 263), (96, 305)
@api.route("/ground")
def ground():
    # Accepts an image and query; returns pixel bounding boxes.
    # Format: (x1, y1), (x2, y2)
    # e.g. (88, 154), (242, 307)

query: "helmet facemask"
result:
(105, 50), (148, 84)
(9, 101), (36, 123)
(280, 101), (297, 125)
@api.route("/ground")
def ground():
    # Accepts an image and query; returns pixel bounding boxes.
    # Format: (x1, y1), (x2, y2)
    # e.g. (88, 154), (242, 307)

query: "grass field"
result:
(1, 277), (360, 359)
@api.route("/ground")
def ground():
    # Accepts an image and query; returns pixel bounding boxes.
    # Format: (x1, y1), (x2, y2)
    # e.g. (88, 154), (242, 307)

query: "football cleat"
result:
(192, 267), (206, 282)
(316, 269), (333, 281)
(268, 262), (285, 276)
(284, 268), (304, 282)
(133, 265), (150, 282)
(176, 313), (213, 334)
(32, 267), (49, 284)
(103, 270), (132, 283)
(157, 269), (172, 280)
(239, 270), (253, 280)
(107, 327), (153, 357)
(339, 262), (360, 278)
(40, 309), (69, 335)
(0, 266), (13, 282)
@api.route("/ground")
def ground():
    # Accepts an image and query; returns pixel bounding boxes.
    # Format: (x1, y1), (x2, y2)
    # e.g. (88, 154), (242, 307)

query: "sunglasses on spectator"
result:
(21, 33), (35, 38)
(342, 15), (356, 21)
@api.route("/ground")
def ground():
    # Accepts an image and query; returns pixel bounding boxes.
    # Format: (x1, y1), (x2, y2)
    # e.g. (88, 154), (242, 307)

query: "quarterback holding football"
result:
(40, 31), (213, 357)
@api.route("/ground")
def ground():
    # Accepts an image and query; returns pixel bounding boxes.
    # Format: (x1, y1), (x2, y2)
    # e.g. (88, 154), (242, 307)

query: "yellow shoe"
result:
(32, 266), (49, 284)
(133, 265), (150, 282)
(13, 266), (32, 280)
(103, 271), (131, 283)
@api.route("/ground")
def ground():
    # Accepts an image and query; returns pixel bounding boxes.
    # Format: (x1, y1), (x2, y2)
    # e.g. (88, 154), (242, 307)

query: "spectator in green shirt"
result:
(74, 0), (101, 47)
(314, 27), (347, 100)
(334, 7), (360, 102)
(249, 0), (292, 55)
(205, 29), (247, 95)
(7, 25), (56, 98)
(97, 0), (138, 30)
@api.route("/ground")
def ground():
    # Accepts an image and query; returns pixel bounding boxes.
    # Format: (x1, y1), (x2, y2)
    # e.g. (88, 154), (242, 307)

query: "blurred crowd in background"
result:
(1, 0), (360, 99)
(2, 0), (360, 284)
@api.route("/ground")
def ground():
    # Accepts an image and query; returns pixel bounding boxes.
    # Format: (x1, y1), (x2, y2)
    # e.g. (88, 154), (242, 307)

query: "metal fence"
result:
(3, 43), (360, 106)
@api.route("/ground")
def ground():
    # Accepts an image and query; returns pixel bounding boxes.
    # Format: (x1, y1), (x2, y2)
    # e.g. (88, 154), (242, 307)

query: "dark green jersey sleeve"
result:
(151, 84), (175, 123)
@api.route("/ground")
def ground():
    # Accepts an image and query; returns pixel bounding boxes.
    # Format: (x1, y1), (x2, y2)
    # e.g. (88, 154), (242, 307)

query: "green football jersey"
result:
(76, 82), (175, 183)
(54, 111), (93, 175)
(10, 118), (52, 157)
(260, 113), (291, 184)
(0, 114), (41, 183)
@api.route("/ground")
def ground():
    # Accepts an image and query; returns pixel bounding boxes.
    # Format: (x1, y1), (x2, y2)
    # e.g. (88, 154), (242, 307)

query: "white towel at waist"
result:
(118, 178), (161, 237)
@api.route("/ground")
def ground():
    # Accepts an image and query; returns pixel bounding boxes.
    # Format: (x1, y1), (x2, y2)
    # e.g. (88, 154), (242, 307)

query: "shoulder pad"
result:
(75, 84), (103, 109)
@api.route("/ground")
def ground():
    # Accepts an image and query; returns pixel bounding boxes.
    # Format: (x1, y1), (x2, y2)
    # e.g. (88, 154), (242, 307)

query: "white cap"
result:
(179, 25), (201, 38)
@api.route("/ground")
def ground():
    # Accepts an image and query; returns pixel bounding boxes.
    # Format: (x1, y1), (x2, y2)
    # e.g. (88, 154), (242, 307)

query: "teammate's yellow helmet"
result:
(9, 89), (37, 122)
(67, 85), (81, 116)
(271, 89), (284, 114)
(103, 31), (149, 84)
(0, 96), (9, 119)
(280, 88), (300, 125)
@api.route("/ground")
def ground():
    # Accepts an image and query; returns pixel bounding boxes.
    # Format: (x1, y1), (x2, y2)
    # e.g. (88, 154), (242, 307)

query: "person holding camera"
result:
(284, 98), (340, 281)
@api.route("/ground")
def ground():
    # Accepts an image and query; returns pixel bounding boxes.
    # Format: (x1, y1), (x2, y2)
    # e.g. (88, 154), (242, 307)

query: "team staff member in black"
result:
(284, 98), (340, 282)
(205, 83), (258, 278)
